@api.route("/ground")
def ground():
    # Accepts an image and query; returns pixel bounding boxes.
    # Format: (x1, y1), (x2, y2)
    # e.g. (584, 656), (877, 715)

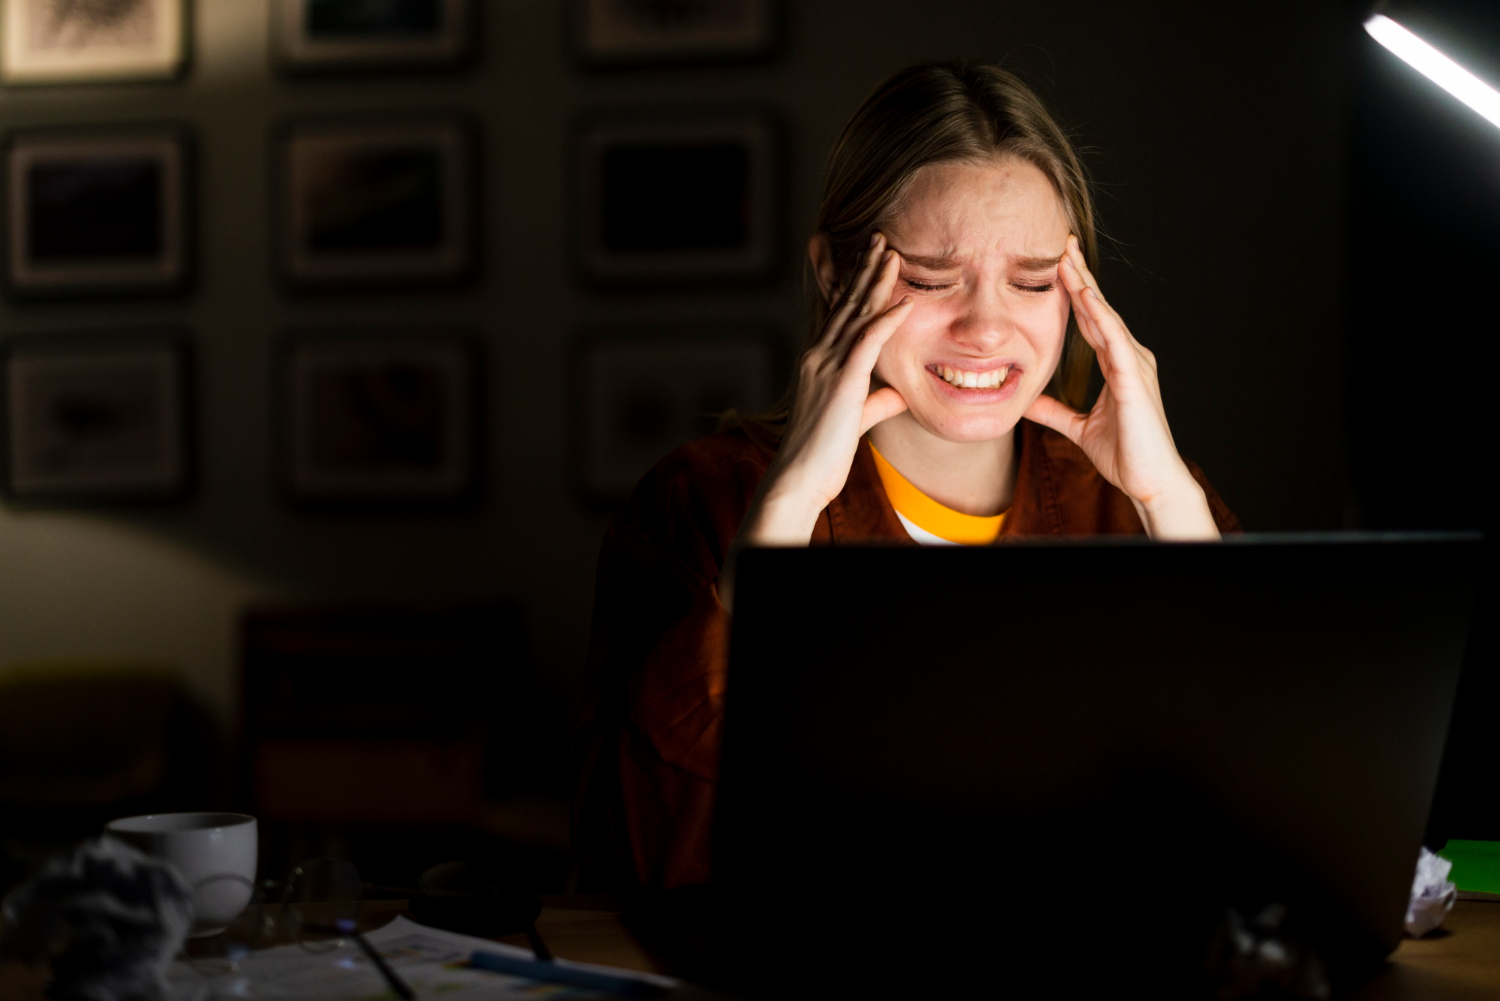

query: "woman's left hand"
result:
(1024, 235), (1220, 540)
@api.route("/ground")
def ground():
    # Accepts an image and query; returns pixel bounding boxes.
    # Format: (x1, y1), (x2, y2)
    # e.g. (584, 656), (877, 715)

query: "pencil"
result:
(341, 923), (415, 1000)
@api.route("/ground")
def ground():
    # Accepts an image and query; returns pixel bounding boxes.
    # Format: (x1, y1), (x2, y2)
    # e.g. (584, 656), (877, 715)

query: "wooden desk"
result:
(498, 894), (662, 974)
(1353, 901), (1500, 1000)
(526, 897), (1500, 999)
(3, 897), (1496, 997)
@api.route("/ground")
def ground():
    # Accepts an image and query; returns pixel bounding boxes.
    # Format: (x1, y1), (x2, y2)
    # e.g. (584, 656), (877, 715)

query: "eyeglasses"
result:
(182, 856), (366, 977)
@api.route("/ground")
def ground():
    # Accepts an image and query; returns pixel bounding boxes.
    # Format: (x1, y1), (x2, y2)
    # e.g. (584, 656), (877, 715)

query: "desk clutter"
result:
(0, 837), (192, 1001)
(1405, 847), (1458, 938)
(170, 915), (674, 1001)
(4, 819), (1500, 999)
(0, 823), (674, 1001)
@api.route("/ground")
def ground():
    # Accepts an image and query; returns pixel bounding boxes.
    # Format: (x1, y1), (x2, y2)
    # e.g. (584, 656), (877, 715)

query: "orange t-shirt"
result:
(868, 440), (1007, 545)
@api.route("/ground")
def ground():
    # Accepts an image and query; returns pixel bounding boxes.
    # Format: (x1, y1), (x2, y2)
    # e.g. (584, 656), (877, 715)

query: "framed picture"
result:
(571, 0), (777, 67)
(276, 114), (477, 291)
(573, 328), (778, 502)
(2, 0), (187, 84)
(1, 331), (192, 503)
(280, 329), (479, 506)
(573, 109), (779, 286)
(272, 0), (475, 74)
(3, 124), (192, 299)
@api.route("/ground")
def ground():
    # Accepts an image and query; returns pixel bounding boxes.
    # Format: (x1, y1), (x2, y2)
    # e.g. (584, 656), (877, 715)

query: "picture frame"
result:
(275, 114), (477, 291)
(271, 0), (475, 75)
(2, 0), (188, 85)
(572, 327), (779, 502)
(279, 328), (480, 507)
(570, 0), (778, 67)
(573, 108), (780, 287)
(3, 124), (193, 299)
(0, 330), (193, 503)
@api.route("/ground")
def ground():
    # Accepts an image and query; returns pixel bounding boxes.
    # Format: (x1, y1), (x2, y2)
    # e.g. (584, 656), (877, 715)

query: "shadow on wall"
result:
(0, 661), (223, 882)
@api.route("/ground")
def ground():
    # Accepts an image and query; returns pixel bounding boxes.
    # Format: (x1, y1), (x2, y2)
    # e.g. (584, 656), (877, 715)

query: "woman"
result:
(573, 61), (1237, 892)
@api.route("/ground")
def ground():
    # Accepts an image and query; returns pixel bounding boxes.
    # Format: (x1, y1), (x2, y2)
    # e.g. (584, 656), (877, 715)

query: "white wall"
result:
(1, 0), (1352, 735)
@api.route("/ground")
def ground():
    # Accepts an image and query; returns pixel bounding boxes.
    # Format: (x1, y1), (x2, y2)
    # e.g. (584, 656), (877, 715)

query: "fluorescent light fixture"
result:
(1364, 13), (1500, 130)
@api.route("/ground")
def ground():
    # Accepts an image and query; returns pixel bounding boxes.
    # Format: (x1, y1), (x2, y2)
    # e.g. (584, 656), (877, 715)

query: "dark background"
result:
(1, 0), (1496, 881)
(1348, 0), (1500, 842)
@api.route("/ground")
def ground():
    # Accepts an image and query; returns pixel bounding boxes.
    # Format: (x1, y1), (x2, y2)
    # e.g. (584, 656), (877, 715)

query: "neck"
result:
(866, 414), (1018, 517)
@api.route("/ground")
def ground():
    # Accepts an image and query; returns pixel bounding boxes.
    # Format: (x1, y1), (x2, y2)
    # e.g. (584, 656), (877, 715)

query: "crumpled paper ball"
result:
(1405, 845), (1457, 938)
(0, 835), (195, 1001)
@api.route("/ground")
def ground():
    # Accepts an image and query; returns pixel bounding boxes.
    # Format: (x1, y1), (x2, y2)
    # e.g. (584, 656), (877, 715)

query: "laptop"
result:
(711, 535), (1479, 996)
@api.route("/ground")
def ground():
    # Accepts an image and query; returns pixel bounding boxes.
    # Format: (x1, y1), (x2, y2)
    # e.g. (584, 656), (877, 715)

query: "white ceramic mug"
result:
(106, 812), (258, 937)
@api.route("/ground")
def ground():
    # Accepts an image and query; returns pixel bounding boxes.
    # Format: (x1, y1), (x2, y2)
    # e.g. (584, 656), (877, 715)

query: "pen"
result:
(336, 919), (415, 1000)
(525, 923), (554, 961)
(468, 950), (664, 997)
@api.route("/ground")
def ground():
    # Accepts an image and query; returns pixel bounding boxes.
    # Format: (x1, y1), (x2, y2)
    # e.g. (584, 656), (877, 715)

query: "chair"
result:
(239, 604), (531, 827)
(0, 661), (218, 866)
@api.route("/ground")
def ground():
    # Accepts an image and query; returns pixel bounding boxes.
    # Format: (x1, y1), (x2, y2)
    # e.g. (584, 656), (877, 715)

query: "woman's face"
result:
(872, 157), (1073, 443)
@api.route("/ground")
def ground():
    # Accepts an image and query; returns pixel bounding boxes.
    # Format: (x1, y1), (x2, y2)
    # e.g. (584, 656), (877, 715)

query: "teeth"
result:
(938, 365), (1009, 388)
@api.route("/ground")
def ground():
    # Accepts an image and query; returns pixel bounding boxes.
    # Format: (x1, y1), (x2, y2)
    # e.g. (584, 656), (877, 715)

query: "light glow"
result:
(1364, 14), (1500, 131)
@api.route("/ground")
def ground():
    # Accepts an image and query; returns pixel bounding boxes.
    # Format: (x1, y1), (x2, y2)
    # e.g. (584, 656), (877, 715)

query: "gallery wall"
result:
(0, 0), (1353, 748)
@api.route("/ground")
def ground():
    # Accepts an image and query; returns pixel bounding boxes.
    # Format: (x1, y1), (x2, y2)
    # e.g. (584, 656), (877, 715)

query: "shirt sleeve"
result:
(572, 446), (757, 892)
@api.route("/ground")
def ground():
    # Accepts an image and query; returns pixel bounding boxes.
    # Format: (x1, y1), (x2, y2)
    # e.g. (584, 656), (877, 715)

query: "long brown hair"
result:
(736, 61), (1098, 442)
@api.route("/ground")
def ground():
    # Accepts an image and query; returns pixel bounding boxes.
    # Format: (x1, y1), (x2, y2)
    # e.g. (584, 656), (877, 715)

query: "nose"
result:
(947, 281), (1013, 351)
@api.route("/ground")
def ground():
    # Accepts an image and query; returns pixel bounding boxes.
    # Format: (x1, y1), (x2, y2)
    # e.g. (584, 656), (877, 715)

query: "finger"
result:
(859, 386), (908, 434)
(843, 294), (913, 369)
(836, 250), (900, 349)
(1023, 393), (1087, 445)
(1059, 255), (1106, 354)
(1065, 234), (1105, 303)
(818, 233), (888, 346)
(1060, 254), (1135, 375)
(1077, 282), (1139, 363)
(1065, 237), (1133, 339)
(859, 247), (902, 318)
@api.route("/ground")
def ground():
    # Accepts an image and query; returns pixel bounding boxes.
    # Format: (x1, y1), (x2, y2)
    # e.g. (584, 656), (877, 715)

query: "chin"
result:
(910, 405), (1024, 443)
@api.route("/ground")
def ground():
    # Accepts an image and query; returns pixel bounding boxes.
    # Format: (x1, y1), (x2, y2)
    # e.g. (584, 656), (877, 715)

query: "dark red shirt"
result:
(572, 420), (1239, 891)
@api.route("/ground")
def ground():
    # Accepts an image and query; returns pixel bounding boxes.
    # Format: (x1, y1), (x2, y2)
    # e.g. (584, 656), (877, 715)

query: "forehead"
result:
(885, 157), (1070, 257)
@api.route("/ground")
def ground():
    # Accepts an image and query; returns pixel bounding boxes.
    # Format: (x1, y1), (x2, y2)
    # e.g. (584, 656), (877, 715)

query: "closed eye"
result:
(904, 279), (954, 292)
(1012, 281), (1056, 293)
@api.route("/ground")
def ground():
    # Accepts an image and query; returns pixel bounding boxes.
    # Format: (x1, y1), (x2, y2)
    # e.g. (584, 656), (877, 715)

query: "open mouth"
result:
(931, 364), (1012, 390)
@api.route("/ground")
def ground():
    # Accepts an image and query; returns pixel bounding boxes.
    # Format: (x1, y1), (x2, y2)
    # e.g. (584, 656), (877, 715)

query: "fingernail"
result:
(1085, 286), (1099, 299)
(869, 232), (880, 248)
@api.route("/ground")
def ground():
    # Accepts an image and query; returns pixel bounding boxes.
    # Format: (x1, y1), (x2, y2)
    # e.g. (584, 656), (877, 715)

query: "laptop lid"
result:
(714, 535), (1478, 993)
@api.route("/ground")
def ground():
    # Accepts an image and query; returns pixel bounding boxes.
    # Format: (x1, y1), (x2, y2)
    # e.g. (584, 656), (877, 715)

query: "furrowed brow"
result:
(889, 248), (1063, 271)
(888, 246), (958, 269)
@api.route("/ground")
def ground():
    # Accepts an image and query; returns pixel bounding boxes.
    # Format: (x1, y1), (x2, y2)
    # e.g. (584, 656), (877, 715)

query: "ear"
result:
(808, 232), (840, 306)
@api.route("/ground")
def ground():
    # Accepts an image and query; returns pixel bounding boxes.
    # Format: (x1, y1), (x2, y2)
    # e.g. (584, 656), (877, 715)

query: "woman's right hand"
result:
(738, 233), (914, 548)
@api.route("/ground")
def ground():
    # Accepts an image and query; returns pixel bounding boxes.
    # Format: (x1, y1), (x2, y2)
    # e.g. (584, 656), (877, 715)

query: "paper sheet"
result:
(169, 914), (678, 1000)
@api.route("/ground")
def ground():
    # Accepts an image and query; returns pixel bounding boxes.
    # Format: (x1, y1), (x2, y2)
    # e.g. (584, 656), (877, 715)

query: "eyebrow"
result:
(893, 250), (960, 269)
(889, 247), (1063, 271)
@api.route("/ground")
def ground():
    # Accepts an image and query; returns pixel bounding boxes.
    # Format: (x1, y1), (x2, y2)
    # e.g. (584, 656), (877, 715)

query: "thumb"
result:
(859, 386), (908, 434)
(1024, 393), (1086, 444)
